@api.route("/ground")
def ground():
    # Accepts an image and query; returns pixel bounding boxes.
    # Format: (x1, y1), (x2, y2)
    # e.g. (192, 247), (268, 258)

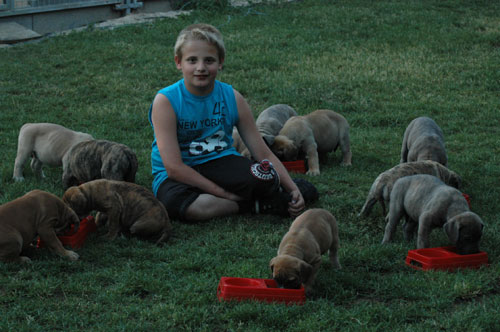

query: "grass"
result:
(1, 0), (499, 330)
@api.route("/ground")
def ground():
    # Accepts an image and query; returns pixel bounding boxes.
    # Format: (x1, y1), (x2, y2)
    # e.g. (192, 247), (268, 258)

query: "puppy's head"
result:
(271, 135), (298, 161)
(62, 186), (89, 219)
(269, 255), (312, 289)
(56, 203), (80, 235)
(444, 212), (484, 255)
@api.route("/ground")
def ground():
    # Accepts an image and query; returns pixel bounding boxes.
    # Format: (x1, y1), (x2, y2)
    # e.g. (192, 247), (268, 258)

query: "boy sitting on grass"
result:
(149, 23), (317, 222)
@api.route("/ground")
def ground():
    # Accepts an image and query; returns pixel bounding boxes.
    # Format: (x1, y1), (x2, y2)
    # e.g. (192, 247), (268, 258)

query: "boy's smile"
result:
(175, 40), (223, 96)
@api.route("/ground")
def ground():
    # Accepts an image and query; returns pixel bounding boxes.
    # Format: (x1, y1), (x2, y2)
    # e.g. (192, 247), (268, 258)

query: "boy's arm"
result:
(234, 90), (305, 216)
(151, 94), (241, 201)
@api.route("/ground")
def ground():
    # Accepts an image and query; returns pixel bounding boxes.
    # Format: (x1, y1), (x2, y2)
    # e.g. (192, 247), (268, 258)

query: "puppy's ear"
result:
(299, 261), (313, 283)
(269, 257), (276, 273)
(443, 218), (460, 244)
(262, 135), (275, 147)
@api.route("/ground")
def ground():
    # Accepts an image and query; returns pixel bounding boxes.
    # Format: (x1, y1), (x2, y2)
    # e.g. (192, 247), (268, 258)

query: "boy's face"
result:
(175, 40), (224, 96)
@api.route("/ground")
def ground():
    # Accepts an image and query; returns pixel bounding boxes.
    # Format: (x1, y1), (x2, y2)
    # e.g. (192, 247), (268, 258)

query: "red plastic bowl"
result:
(405, 246), (488, 271)
(282, 160), (306, 174)
(217, 277), (306, 305)
(37, 215), (97, 249)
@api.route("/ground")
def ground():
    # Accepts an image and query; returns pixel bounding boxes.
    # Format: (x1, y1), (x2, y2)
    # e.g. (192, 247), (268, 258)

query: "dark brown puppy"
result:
(61, 139), (138, 189)
(382, 174), (484, 254)
(359, 160), (462, 217)
(63, 179), (172, 244)
(0, 190), (80, 263)
(269, 208), (341, 297)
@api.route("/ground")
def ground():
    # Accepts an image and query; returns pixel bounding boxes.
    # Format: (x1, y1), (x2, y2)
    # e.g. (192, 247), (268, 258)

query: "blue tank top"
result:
(149, 79), (240, 195)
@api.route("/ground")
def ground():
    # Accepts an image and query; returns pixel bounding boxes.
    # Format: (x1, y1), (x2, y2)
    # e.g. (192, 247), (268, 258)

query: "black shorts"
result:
(156, 155), (277, 221)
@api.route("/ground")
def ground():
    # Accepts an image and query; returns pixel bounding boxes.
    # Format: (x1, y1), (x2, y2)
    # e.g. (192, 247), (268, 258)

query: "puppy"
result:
(12, 123), (94, 181)
(382, 174), (484, 254)
(271, 109), (351, 176)
(63, 179), (172, 244)
(61, 139), (138, 189)
(269, 208), (341, 296)
(232, 104), (297, 159)
(359, 160), (462, 217)
(0, 190), (80, 263)
(401, 117), (447, 166)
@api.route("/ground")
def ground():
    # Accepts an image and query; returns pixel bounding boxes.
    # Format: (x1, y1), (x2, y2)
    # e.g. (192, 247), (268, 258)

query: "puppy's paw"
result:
(66, 250), (79, 261)
(13, 176), (25, 182)
(340, 161), (352, 167)
(19, 256), (32, 263)
(306, 169), (320, 176)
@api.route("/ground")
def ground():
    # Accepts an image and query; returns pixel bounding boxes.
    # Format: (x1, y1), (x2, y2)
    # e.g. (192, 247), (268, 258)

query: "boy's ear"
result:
(219, 57), (225, 70)
(174, 55), (182, 70)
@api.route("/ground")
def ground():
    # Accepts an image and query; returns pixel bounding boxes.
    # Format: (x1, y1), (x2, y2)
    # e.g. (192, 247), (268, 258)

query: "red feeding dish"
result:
(217, 277), (306, 305)
(282, 160), (306, 174)
(405, 246), (488, 271)
(462, 193), (471, 208)
(37, 215), (97, 249)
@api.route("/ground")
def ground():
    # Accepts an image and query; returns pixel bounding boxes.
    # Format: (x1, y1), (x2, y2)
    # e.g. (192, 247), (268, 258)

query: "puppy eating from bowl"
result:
(62, 179), (172, 245)
(269, 208), (341, 297)
(382, 174), (484, 255)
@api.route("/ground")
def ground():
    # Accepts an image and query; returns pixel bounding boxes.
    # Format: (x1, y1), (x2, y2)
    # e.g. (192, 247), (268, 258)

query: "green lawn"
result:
(1, 0), (499, 331)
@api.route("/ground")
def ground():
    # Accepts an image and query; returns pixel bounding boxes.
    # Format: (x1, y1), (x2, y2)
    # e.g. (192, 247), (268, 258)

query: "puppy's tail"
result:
(358, 197), (376, 217)
(155, 230), (171, 246)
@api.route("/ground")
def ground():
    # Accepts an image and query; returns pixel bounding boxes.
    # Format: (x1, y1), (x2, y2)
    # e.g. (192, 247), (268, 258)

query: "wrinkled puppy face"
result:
(269, 255), (310, 289)
(444, 212), (484, 255)
(62, 187), (89, 219)
(271, 136), (298, 161)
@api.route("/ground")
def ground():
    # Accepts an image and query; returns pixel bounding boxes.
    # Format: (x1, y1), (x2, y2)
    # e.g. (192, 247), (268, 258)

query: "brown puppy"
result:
(271, 109), (351, 176)
(232, 104), (297, 159)
(0, 190), (80, 263)
(382, 174), (484, 254)
(61, 139), (138, 189)
(359, 160), (462, 217)
(12, 123), (94, 181)
(269, 208), (341, 296)
(63, 179), (172, 244)
(401, 117), (447, 166)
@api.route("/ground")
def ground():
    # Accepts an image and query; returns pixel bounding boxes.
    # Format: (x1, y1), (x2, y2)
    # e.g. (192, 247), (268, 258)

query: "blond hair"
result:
(174, 23), (225, 61)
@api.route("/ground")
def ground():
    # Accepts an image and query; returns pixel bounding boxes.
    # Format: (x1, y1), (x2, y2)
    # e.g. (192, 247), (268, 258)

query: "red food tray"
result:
(282, 160), (306, 173)
(37, 215), (97, 249)
(462, 193), (470, 208)
(217, 277), (306, 305)
(405, 246), (488, 271)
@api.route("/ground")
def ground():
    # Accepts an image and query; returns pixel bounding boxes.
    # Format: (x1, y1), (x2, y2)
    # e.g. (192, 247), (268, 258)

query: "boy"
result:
(149, 23), (313, 221)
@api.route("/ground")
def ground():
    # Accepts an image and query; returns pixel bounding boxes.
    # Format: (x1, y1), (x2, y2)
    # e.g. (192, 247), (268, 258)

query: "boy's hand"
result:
(288, 190), (305, 217)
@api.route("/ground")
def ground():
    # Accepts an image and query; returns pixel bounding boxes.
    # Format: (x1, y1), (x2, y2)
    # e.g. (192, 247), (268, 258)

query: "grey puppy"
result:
(382, 174), (484, 254)
(232, 104), (297, 159)
(12, 123), (94, 181)
(359, 160), (461, 217)
(63, 179), (172, 244)
(401, 116), (447, 166)
(62, 139), (138, 189)
(269, 208), (341, 296)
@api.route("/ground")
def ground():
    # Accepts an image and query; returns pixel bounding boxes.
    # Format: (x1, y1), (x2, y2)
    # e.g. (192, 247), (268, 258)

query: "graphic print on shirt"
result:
(183, 101), (230, 156)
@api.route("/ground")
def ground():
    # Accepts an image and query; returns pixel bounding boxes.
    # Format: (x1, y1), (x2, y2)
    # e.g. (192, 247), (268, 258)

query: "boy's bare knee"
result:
(185, 194), (238, 221)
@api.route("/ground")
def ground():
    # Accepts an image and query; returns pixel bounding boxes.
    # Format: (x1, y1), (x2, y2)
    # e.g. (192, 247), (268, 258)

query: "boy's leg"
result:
(156, 168), (240, 222)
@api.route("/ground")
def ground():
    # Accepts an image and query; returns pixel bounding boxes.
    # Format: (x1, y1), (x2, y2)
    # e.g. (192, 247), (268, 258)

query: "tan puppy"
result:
(271, 109), (352, 175)
(401, 117), (447, 166)
(61, 139), (138, 189)
(269, 208), (341, 296)
(63, 179), (172, 244)
(382, 174), (484, 254)
(359, 160), (462, 217)
(0, 190), (80, 263)
(232, 104), (297, 159)
(12, 123), (94, 181)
